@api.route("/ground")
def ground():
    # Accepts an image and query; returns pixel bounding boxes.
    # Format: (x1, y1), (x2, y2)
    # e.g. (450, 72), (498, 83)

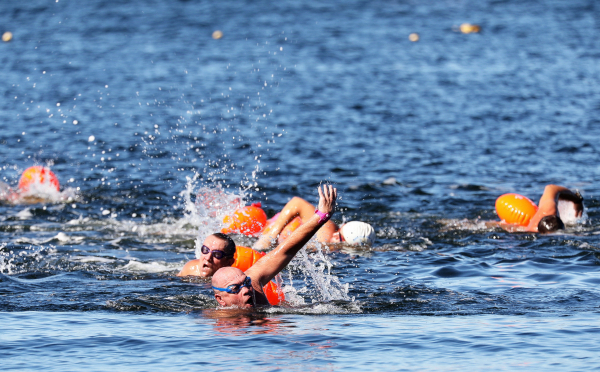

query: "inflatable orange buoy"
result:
(264, 213), (303, 244)
(221, 204), (267, 236)
(232, 246), (265, 272)
(232, 246), (285, 305)
(17, 166), (60, 192)
(495, 193), (538, 226)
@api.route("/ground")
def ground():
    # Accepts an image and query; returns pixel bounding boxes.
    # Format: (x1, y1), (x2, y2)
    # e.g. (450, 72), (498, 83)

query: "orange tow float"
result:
(232, 246), (285, 306)
(221, 203), (267, 236)
(263, 213), (302, 244)
(495, 193), (538, 226)
(17, 166), (60, 192)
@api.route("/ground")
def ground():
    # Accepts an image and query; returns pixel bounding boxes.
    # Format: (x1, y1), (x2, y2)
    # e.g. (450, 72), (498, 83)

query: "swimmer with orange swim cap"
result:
(211, 185), (337, 308)
(491, 184), (584, 233)
(252, 195), (375, 251)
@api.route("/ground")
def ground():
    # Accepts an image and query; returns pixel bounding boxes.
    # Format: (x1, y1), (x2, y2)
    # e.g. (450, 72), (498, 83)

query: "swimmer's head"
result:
(212, 267), (254, 308)
(538, 215), (564, 233)
(197, 233), (236, 277)
(337, 221), (376, 246)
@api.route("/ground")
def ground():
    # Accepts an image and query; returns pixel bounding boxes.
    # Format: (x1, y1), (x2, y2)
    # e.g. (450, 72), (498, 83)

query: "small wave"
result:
(265, 301), (362, 315)
(121, 260), (179, 273)
(71, 256), (116, 263)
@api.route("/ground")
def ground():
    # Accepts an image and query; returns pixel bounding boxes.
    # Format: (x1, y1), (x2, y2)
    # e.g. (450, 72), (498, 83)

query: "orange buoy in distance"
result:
(17, 166), (60, 192)
(2, 31), (13, 42)
(495, 193), (538, 226)
(221, 203), (267, 236)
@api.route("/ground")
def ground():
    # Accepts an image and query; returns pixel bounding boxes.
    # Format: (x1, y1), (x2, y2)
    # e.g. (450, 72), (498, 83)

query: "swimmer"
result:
(0, 166), (61, 204)
(177, 232), (236, 277)
(212, 185), (336, 308)
(252, 195), (375, 250)
(489, 184), (584, 233)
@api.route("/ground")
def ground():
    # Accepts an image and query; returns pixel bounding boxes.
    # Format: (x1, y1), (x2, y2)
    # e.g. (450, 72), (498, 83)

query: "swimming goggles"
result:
(212, 276), (252, 294)
(201, 245), (234, 260)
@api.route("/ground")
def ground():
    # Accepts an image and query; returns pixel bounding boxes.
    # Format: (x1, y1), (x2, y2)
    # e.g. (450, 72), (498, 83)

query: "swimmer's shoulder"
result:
(177, 259), (202, 277)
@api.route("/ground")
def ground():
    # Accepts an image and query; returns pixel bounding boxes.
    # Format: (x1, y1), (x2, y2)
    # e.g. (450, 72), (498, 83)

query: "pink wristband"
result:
(315, 209), (331, 224)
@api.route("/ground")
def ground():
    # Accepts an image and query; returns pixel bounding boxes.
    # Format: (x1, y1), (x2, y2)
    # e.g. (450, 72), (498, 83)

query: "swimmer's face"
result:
(200, 235), (235, 277)
(214, 273), (255, 308)
(330, 225), (345, 243)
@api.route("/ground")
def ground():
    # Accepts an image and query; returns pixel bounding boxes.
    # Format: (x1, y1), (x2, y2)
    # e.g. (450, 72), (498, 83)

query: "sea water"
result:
(1, 0), (600, 370)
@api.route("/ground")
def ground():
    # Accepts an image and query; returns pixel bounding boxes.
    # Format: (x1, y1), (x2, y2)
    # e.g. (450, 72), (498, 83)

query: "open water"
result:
(1, 0), (600, 370)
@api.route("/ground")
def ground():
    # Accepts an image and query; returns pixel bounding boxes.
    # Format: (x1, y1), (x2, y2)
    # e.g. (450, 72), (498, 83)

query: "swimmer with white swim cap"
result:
(337, 220), (376, 245)
(253, 195), (375, 250)
(489, 184), (584, 233)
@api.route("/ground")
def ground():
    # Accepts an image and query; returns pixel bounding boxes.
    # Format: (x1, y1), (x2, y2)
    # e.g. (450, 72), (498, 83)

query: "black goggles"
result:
(201, 245), (234, 260)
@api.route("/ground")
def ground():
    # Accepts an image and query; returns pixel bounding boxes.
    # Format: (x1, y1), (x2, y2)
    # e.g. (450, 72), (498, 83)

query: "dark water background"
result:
(1, 0), (600, 370)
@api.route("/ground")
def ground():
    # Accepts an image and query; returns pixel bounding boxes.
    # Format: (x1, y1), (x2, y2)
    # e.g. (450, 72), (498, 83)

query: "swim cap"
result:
(340, 221), (376, 246)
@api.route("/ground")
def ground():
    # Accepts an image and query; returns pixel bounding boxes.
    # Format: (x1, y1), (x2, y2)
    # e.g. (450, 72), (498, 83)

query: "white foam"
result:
(55, 232), (85, 243)
(285, 243), (352, 305)
(121, 260), (178, 273)
(16, 208), (33, 219)
(71, 256), (115, 263)
(0, 244), (53, 275)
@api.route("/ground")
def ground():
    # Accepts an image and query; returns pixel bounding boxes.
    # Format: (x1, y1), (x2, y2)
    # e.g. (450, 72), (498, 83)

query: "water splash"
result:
(0, 244), (55, 275)
(284, 242), (352, 305)
(190, 178), (248, 259)
(0, 181), (79, 205)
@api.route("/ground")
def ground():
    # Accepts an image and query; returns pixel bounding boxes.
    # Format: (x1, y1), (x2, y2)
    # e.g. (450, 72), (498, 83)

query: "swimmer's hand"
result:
(317, 184), (337, 217)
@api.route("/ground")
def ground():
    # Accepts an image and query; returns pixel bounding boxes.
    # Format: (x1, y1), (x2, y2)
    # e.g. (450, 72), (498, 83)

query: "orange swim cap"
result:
(495, 193), (538, 226)
(17, 166), (60, 192)
(221, 205), (267, 236)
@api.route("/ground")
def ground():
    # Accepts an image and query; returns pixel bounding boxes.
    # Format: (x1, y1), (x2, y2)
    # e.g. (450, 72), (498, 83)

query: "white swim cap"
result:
(340, 221), (376, 246)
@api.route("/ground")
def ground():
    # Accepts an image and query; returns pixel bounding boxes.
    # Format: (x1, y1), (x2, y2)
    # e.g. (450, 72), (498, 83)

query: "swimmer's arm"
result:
(247, 186), (337, 286)
(254, 196), (320, 250)
(527, 185), (571, 231)
(177, 259), (202, 277)
(315, 220), (338, 243)
(533, 184), (584, 219)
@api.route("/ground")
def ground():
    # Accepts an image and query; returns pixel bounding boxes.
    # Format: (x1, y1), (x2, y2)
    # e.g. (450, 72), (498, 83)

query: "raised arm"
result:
(246, 185), (337, 286)
(253, 196), (338, 250)
(527, 185), (583, 231)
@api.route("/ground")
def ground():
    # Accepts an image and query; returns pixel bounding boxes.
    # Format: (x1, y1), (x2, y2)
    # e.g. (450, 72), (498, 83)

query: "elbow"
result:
(544, 184), (562, 195)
